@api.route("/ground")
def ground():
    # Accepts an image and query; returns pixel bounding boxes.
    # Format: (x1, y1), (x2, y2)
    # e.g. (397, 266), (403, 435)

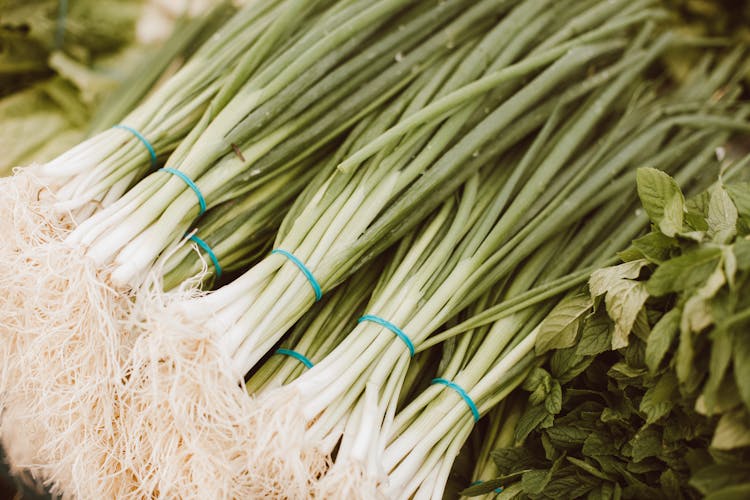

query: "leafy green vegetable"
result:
(469, 162), (750, 498)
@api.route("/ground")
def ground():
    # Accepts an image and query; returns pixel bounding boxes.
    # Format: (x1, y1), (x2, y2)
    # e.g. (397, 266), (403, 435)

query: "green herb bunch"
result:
(464, 160), (750, 499)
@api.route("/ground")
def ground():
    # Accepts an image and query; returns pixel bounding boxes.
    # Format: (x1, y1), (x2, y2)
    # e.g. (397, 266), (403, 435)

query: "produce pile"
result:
(0, 0), (748, 498)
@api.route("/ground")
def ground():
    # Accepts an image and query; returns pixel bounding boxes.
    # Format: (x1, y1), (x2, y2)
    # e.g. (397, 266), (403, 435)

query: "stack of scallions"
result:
(0, 0), (748, 498)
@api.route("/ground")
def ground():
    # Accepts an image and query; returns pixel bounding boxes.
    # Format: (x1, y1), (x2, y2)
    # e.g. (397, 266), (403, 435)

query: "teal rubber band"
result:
(275, 348), (314, 369)
(271, 249), (322, 301)
(114, 125), (158, 167)
(431, 378), (480, 422)
(188, 233), (222, 278)
(159, 168), (206, 215)
(358, 314), (415, 357)
(55, 0), (68, 49)
(469, 481), (502, 494)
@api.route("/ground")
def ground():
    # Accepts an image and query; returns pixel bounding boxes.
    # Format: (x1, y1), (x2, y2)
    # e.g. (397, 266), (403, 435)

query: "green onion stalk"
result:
(109, 3), (658, 496)
(160, 150), (326, 291)
(246, 255), (387, 394)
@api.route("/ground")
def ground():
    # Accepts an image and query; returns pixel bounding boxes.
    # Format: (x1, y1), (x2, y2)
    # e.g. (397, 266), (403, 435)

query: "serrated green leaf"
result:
(567, 457), (614, 481)
(645, 308), (680, 372)
(521, 456), (567, 496)
(687, 190), (711, 218)
(589, 260), (649, 297)
(524, 368), (553, 405)
(583, 431), (618, 457)
(697, 262), (727, 299)
(608, 361), (647, 379)
(725, 182), (750, 226)
(712, 408), (750, 450)
(707, 184), (739, 243)
(550, 347), (594, 384)
(546, 425), (591, 448)
(646, 246), (722, 296)
(682, 294), (714, 334)
(545, 381), (563, 415)
(632, 231), (678, 264)
(702, 329), (733, 415)
(631, 308), (651, 343)
(685, 211), (710, 233)
(590, 454), (622, 477)
(490, 448), (538, 475)
(577, 313), (614, 356)
(541, 429), (558, 461)
(640, 372), (678, 424)
(521, 469), (551, 495)
(536, 293), (592, 355)
(523, 367), (552, 392)
(601, 404), (632, 424)
(623, 335), (647, 370)
(604, 279), (649, 349)
(637, 167), (685, 237)
(544, 472), (600, 498)
(515, 403), (552, 444)
(732, 333), (750, 413)
(629, 426), (663, 462)
(616, 245), (646, 262)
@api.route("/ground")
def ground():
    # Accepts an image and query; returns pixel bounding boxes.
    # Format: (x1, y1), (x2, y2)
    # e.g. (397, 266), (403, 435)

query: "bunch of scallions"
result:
(0, 0), (748, 498)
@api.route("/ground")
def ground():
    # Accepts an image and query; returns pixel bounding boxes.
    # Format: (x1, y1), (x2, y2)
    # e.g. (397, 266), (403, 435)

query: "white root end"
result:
(117, 284), (258, 498)
(242, 386), (332, 499)
(314, 459), (388, 500)
(0, 171), (138, 498)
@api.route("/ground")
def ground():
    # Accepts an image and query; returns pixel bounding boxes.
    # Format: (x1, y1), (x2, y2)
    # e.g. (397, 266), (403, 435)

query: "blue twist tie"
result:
(275, 348), (314, 369)
(159, 168), (206, 215)
(431, 378), (480, 422)
(469, 480), (502, 494)
(271, 249), (322, 301)
(114, 125), (158, 168)
(188, 233), (222, 278)
(55, 0), (68, 49)
(358, 314), (415, 357)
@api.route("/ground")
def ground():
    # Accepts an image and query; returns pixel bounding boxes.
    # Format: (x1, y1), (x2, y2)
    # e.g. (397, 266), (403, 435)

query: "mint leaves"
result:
(464, 167), (750, 498)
